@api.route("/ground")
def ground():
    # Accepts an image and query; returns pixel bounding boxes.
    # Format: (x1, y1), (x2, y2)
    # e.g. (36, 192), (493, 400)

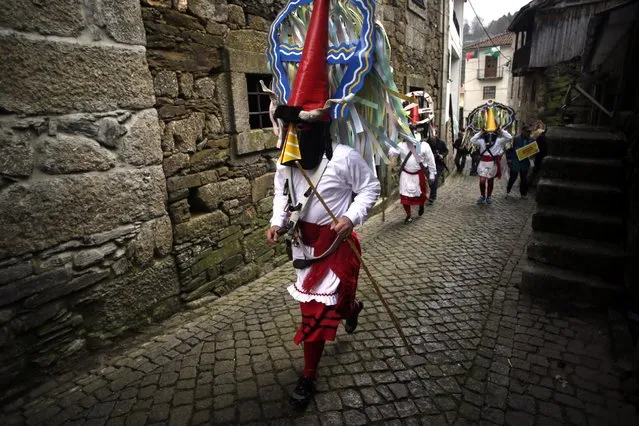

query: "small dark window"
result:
(411, 0), (426, 8)
(483, 86), (496, 99)
(246, 74), (273, 130)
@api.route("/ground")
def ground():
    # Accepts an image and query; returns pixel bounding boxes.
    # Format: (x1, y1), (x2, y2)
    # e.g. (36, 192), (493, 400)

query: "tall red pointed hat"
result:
(287, 0), (330, 120)
(276, 0), (332, 169)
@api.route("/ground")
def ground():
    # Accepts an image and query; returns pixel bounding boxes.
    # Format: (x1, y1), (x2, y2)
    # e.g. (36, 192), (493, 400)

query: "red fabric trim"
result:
(294, 301), (341, 344)
(298, 221), (361, 316)
(480, 154), (503, 179)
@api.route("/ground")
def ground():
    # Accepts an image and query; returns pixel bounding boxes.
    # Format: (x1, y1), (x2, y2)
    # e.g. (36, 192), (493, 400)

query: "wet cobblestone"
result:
(1, 175), (637, 425)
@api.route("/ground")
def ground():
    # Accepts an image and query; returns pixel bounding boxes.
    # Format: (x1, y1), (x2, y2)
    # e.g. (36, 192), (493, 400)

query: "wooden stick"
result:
(294, 162), (412, 353)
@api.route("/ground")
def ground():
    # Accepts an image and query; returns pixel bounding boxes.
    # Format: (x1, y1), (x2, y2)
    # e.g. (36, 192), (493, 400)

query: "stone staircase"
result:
(521, 126), (629, 303)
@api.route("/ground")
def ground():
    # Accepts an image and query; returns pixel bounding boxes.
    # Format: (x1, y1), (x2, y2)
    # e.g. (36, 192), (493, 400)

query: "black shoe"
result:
(428, 199), (435, 205)
(289, 376), (314, 409)
(345, 301), (363, 334)
(418, 205), (425, 216)
(403, 216), (413, 225)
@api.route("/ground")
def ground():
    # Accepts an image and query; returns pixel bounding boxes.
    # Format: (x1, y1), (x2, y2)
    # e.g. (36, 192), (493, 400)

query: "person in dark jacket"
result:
(469, 146), (480, 176)
(427, 135), (449, 204)
(506, 126), (533, 198)
(453, 131), (468, 173)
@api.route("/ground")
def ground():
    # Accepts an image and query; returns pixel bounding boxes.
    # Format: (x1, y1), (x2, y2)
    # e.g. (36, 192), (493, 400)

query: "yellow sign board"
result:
(516, 141), (540, 161)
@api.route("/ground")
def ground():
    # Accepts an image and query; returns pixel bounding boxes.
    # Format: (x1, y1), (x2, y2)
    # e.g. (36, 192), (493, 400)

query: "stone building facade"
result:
(0, 0), (446, 392)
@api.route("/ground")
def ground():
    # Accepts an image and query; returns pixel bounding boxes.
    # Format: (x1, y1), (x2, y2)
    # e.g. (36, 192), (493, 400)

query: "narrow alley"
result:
(2, 176), (636, 426)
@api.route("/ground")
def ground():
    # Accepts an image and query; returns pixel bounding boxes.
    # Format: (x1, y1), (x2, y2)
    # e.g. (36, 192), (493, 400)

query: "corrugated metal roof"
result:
(529, 4), (596, 67)
(464, 32), (514, 49)
(509, 0), (636, 67)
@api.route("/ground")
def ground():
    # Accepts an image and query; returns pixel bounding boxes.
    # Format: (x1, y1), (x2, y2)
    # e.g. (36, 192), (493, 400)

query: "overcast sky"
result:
(465, 0), (531, 24)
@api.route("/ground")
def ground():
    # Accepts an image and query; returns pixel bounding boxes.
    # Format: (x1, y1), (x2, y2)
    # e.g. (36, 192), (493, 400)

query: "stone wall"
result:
(0, 0), (447, 393)
(381, 0), (444, 109)
(141, 0), (289, 308)
(0, 0), (177, 392)
(515, 57), (590, 127)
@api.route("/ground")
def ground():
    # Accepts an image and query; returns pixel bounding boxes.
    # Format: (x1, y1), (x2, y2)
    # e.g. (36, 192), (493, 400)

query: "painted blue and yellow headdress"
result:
(264, 0), (422, 173)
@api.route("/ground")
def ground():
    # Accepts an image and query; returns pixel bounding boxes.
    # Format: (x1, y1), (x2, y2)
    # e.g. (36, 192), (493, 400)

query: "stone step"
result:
(536, 178), (624, 214)
(532, 206), (624, 243)
(542, 156), (624, 186)
(527, 232), (627, 284)
(546, 126), (626, 159)
(520, 260), (624, 304)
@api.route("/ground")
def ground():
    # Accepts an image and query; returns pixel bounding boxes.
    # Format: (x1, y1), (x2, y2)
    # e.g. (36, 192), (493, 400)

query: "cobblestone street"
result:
(2, 175), (637, 426)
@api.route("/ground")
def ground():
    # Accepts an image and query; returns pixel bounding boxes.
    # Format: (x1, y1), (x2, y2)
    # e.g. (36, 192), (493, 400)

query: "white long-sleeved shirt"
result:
(270, 144), (381, 228)
(388, 141), (437, 179)
(470, 129), (512, 157)
(270, 144), (381, 305)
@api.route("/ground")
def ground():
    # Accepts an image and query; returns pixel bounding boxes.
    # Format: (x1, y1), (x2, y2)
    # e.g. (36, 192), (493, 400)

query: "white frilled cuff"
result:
(287, 267), (340, 306)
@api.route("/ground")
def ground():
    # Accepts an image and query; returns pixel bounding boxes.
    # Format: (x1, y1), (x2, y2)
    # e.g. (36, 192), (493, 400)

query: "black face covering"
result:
(275, 105), (333, 170)
(485, 132), (498, 148)
(296, 121), (333, 170)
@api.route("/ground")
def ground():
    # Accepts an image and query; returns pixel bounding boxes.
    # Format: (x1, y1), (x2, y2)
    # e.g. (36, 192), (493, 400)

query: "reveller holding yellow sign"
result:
(506, 126), (534, 198)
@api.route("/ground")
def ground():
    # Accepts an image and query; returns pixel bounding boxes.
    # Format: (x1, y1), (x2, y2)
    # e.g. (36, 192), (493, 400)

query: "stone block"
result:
(194, 78), (216, 98)
(257, 196), (274, 215)
(0, 167), (167, 259)
(188, 0), (228, 22)
(81, 224), (137, 246)
(0, 35), (155, 115)
(192, 177), (250, 211)
(216, 72), (250, 133)
(226, 48), (270, 74)
(36, 134), (117, 174)
(178, 73), (194, 99)
(225, 263), (259, 290)
(251, 172), (275, 203)
(147, 43), (223, 74)
(96, 117), (127, 149)
(129, 216), (173, 266)
(0, 261), (34, 285)
(227, 5), (246, 27)
(118, 109), (163, 166)
(190, 148), (226, 173)
(242, 231), (272, 263)
(206, 116), (224, 138)
(166, 113), (206, 154)
(226, 30), (267, 53)
(163, 153), (190, 176)
(0, 127), (34, 178)
(24, 269), (111, 309)
(0, 0), (84, 37)
(141, 0), (172, 7)
(94, 0), (146, 45)
(154, 71), (179, 98)
(191, 239), (241, 275)
(174, 211), (229, 244)
(168, 199), (191, 224)
(247, 15), (270, 32)
(84, 258), (179, 334)
(166, 173), (205, 194)
(0, 268), (71, 307)
(182, 277), (224, 302)
(205, 21), (229, 36)
(73, 243), (117, 268)
(235, 130), (278, 155)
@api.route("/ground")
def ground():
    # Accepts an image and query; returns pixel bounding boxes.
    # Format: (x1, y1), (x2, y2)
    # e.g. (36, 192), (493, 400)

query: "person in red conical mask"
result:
(265, 0), (381, 409)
